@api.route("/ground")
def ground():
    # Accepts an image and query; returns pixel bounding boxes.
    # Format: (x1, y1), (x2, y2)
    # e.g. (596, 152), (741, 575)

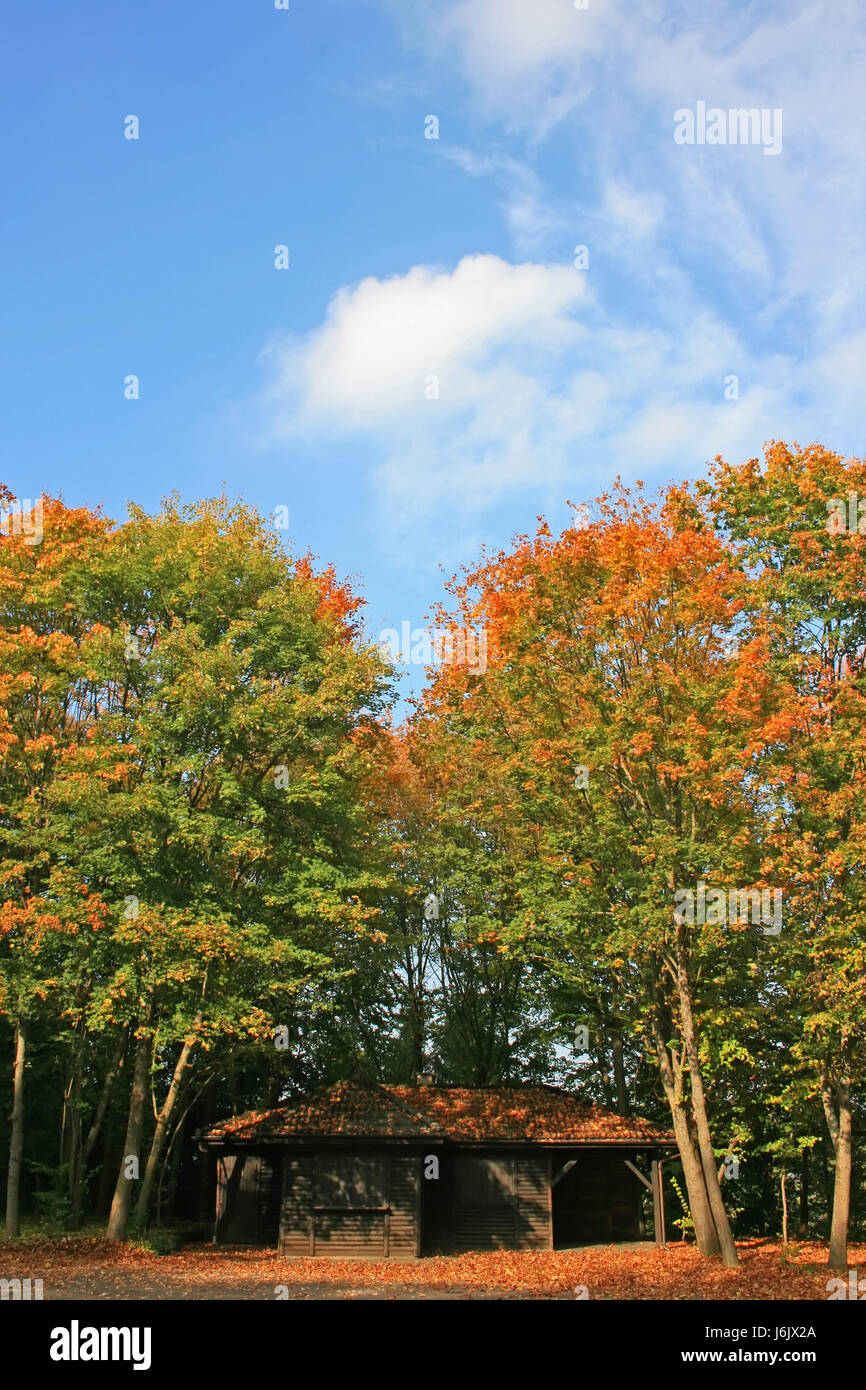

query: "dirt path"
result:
(44, 1275), (571, 1300)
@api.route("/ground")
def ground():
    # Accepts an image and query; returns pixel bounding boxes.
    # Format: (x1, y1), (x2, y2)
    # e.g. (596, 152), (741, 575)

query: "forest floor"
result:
(1, 1234), (863, 1300)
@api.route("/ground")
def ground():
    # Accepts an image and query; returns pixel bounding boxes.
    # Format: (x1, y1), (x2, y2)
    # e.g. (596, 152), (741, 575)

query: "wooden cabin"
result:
(197, 1081), (676, 1259)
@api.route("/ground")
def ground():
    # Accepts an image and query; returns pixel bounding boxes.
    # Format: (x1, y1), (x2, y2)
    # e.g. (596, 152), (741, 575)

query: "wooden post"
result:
(212, 1155), (223, 1245)
(415, 1153), (422, 1258)
(651, 1159), (662, 1248)
(384, 1155), (391, 1257)
(653, 1162), (661, 1251)
(277, 1156), (288, 1257)
(547, 1155), (553, 1252)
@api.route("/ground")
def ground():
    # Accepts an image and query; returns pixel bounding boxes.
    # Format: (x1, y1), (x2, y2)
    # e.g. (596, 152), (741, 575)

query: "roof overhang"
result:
(198, 1134), (678, 1151)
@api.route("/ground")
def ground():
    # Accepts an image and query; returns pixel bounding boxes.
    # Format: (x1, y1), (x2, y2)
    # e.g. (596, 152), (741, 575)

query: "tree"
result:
(2, 488), (392, 1238)
(409, 483), (801, 1264)
(707, 441), (866, 1267)
(0, 489), (113, 1235)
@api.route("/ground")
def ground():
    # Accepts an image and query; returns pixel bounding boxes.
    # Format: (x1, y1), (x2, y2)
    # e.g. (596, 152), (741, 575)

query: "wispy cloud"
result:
(253, 245), (856, 539)
(442, 149), (572, 254)
(251, 2), (866, 557)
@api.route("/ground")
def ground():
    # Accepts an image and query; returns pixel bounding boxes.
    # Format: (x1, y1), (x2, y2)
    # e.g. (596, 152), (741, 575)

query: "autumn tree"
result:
(409, 484), (807, 1265)
(0, 489), (115, 1235)
(1, 489), (391, 1238)
(707, 441), (866, 1267)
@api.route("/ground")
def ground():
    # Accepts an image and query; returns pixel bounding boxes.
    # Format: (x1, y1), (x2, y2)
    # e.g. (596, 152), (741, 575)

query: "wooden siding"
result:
(387, 1155), (420, 1258)
(258, 1155), (282, 1244)
(279, 1155), (313, 1256)
(514, 1156), (551, 1249)
(215, 1152), (282, 1245)
(222, 1144), (649, 1257)
(423, 1152), (551, 1254)
(278, 1150), (419, 1260)
(314, 1210), (386, 1256)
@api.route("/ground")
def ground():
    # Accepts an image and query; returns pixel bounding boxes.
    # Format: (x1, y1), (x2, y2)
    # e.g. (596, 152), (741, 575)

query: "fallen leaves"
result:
(1, 1236), (861, 1301)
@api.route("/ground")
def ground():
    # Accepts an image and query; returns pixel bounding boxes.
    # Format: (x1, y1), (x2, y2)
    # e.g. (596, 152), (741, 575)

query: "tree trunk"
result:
(827, 1084), (852, 1270)
(798, 1150), (809, 1239)
(781, 1172), (789, 1244)
(162, 1108), (187, 1223)
(95, 1121), (119, 1219)
(676, 935), (739, 1266)
(651, 1011), (720, 1255)
(71, 1024), (128, 1226)
(402, 921), (427, 1077)
(597, 1035), (612, 1108)
(197, 1091), (216, 1222)
(106, 1006), (153, 1240)
(65, 1078), (82, 1217)
(134, 1013), (201, 1225)
(60, 1019), (85, 1219)
(820, 1130), (834, 1216)
(5, 1015), (27, 1237)
(611, 1032), (628, 1116)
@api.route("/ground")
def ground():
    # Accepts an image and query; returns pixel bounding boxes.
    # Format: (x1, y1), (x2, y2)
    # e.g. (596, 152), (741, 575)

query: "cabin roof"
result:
(200, 1080), (676, 1146)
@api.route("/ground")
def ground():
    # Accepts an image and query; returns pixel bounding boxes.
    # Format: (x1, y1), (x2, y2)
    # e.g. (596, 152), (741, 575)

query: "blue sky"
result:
(4, 0), (866, 700)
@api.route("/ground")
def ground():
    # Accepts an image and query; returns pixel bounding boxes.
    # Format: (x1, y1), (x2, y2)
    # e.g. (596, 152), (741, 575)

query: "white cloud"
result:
(261, 253), (586, 433)
(437, 0), (612, 135)
(254, 1), (866, 550)
(258, 255), (594, 524)
(255, 249), (826, 530)
(254, 241), (866, 551)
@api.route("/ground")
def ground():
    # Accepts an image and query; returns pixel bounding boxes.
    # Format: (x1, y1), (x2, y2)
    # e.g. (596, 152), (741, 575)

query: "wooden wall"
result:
(515, 1155), (552, 1249)
(215, 1152), (281, 1245)
(217, 1145), (647, 1256)
(421, 1152), (551, 1254)
(279, 1154), (313, 1256)
(278, 1150), (419, 1260)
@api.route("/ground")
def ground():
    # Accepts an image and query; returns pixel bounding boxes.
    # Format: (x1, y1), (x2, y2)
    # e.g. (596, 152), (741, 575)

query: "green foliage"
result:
(668, 1173), (695, 1240)
(125, 1223), (179, 1255)
(1, 458), (863, 1255)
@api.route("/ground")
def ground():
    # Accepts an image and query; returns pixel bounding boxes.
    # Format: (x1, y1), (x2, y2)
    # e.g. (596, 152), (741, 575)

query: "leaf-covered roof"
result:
(200, 1080), (675, 1146)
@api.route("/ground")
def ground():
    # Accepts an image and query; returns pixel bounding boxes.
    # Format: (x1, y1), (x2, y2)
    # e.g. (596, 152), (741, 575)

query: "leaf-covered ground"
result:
(1, 1236), (862, 1300)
